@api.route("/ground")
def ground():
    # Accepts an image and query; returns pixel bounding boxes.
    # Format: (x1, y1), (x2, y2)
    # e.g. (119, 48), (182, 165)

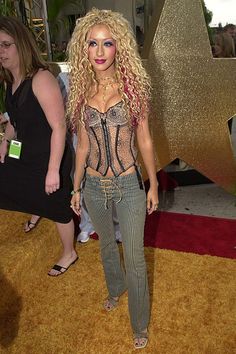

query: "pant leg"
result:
(83, 176), (126, 297)
(115, 173), (150, 334)
(79, 193), (95, 234)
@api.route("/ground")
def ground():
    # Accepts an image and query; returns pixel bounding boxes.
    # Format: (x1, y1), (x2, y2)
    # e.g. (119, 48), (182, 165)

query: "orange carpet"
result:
(0, 210), (235, 354)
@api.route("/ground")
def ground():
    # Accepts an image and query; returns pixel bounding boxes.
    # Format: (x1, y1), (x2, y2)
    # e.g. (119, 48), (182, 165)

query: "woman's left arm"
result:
(33, 70), (66, 195)
(136, 115), (159, 214)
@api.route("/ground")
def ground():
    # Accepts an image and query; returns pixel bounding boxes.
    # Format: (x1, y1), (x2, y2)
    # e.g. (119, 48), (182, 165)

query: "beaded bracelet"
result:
(71, 188), (82, 195)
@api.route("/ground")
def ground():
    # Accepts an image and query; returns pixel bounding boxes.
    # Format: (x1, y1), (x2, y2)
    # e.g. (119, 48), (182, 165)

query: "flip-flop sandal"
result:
(133, 331), (148, 349)
(24, 220), (38, 233)
(48, 257), (79, 277)
(103, 296), (119, 311)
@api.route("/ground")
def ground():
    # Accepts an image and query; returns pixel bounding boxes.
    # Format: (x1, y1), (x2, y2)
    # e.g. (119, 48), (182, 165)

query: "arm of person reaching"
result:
(32, 70), (66, 195)
(0, 120), (15, 163)
(70, 124), (90, 216)
(136, 114), (159, 214)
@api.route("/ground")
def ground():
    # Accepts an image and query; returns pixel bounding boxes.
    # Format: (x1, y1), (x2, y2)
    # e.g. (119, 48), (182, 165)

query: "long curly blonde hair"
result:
(66, 8), (151, 128)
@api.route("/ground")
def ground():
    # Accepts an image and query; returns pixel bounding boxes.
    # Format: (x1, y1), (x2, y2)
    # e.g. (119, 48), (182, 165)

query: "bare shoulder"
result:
(33, 69), (57, 91)
(31, 70), (64, 118)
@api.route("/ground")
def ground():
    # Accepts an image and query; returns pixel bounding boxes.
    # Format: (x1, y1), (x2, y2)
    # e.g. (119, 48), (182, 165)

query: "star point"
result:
(143, 0), (236, 193)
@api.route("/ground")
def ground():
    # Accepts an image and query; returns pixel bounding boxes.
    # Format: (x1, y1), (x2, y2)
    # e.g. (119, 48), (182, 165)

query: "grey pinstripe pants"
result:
(83, 171), (150, 333)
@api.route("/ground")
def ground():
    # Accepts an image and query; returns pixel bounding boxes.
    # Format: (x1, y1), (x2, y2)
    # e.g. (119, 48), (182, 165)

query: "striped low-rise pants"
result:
(83, 170), (150, 334)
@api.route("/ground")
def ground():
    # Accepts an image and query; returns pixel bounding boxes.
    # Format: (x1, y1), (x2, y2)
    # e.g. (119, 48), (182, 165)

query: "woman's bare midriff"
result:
(86, 166), (136, 177)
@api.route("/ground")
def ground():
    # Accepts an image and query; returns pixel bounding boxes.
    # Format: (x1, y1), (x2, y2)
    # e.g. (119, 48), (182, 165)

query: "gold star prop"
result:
(143, 0), (236, 194)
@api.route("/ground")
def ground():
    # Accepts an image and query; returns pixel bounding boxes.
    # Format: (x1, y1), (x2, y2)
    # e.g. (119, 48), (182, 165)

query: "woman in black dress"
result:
(0, 16), (77, 276)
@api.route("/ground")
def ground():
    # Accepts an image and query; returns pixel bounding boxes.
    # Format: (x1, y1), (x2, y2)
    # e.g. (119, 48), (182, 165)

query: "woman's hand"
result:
(0, 140), (8, 163)
(146, 187), (159, 215)
(70, 192), (81, 216)
(45, 169), (60, 194)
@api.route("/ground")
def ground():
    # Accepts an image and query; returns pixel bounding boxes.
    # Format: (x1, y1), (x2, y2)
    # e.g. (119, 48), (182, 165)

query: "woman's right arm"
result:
(0, 121), (15, 163)
(70, 124), (90, 215)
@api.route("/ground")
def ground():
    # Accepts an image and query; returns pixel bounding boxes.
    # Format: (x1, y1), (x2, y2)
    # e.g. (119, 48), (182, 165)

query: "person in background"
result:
(0, 110), (44, 232)
(213, 23), (236, 133)
(58, 71), (122, 243)
(0, 16), (77, 276)
(68, 9), (158, 349)
(213, 23), (236, 58)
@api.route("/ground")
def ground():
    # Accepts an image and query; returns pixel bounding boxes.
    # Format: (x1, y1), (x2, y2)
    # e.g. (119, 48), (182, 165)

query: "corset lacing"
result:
(100, 178), (122, 209)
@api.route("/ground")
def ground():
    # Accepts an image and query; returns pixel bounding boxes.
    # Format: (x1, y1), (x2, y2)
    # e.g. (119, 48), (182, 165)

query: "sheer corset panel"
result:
(85, 101), (138, 177)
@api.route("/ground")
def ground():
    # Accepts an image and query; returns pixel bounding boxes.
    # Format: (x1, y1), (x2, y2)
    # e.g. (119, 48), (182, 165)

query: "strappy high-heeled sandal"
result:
(133, 331), (148, 349)
(103, 296), (119, 311)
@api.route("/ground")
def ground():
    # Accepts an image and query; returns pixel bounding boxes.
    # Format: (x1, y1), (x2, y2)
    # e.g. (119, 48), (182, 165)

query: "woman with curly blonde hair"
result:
(68, 8), (158, 349)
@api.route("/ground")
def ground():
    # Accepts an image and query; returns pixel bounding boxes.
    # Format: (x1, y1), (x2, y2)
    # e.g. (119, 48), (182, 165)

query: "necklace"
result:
(97, 76), (118, 103)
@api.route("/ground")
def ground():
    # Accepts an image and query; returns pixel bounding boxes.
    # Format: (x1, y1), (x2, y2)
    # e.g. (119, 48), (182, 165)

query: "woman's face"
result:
(0, 31), (19, 72)
(87, 24), (116, 76)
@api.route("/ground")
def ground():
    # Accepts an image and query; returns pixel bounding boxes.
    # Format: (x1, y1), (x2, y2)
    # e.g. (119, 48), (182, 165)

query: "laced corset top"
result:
(85, 101), (137, 177)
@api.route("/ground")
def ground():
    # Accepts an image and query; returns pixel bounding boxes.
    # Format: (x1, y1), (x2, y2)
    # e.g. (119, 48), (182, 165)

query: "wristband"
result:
(71, 188), (82, 195)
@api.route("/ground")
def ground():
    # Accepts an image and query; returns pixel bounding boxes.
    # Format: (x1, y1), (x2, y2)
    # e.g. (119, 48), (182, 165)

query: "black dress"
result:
(0, 76), (73, 223)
